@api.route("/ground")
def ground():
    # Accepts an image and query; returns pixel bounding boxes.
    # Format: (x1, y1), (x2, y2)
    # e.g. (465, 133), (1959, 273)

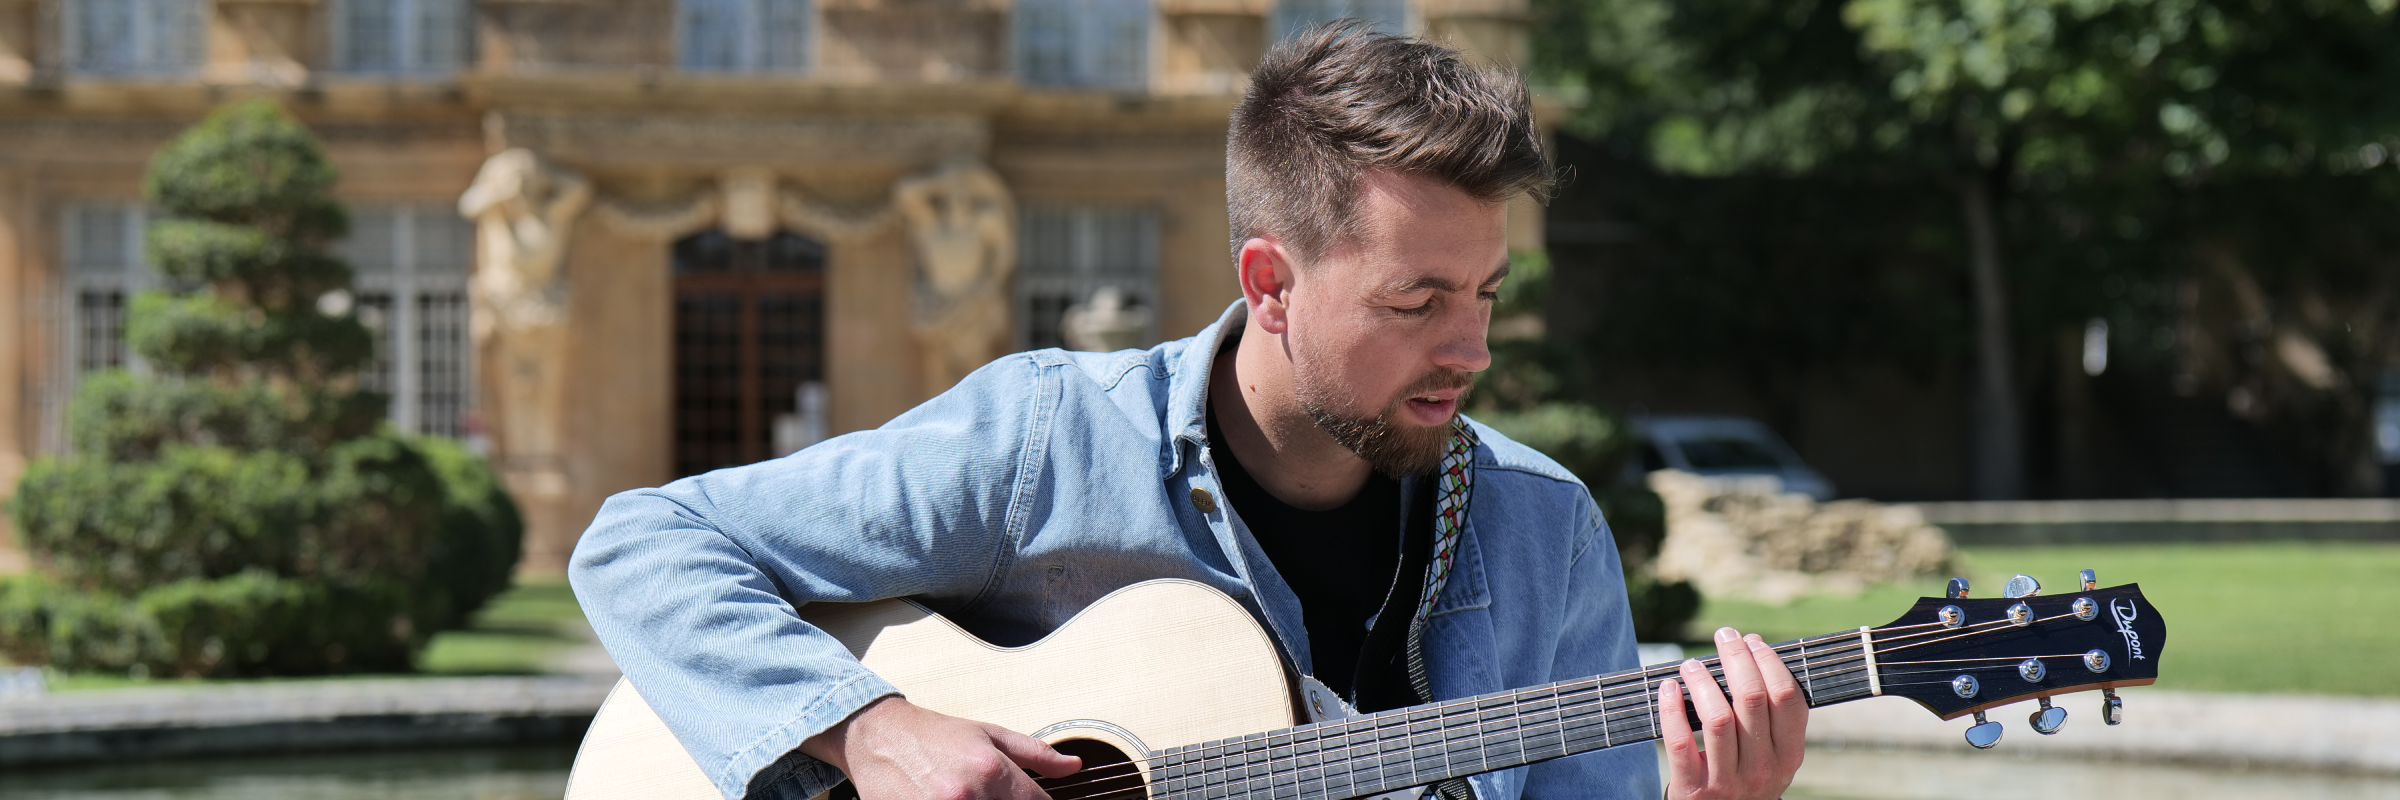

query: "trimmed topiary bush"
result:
(1, 100), (520, 677)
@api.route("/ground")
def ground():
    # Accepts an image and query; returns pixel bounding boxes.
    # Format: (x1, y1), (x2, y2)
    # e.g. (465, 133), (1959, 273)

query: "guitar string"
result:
(1870, 612), (2085, 657)
(1876, 653), (2107, 667)
(1044, 666), (1873, 800)
(1028, 641), (1867, 796)
(1030, 643), (1876, 798)
(1035, 666), (1865, 800)
(1048, 669), (1882, 800)
(1053, 603), (2122, 798)
(1029, 643), (1879, 798)
(1043, 603), (2097, 800)
(1040, 600), (2117, 796)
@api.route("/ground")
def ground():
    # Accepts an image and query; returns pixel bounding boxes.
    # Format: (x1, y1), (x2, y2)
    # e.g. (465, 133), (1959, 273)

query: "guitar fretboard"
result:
(1141, 629), (1876, 800)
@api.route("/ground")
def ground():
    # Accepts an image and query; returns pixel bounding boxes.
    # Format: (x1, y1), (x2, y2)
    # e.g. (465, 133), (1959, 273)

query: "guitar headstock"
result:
(1865, 572), (2165, 746)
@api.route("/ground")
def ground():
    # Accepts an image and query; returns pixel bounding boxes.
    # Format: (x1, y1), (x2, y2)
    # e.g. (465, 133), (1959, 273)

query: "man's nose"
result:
(1436, 307), (1492, 373)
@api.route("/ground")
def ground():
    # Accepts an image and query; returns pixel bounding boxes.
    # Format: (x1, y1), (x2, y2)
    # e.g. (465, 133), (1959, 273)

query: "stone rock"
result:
(1650, 470), (1954, 605)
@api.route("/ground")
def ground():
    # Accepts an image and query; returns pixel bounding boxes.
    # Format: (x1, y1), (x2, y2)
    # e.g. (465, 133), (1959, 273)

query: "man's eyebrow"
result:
(1381, 274), (1462, 294)
(1481, 260), (1512, 288)
(1375, 261), (1514, 295)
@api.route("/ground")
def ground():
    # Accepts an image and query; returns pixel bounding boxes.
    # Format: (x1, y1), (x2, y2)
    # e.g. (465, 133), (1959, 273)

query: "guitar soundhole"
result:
(1035, 739), (1145, 800)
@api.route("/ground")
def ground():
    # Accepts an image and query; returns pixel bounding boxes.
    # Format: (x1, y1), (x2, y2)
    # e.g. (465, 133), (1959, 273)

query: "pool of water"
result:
(0, 746), (573, 800)
(5, 744), (2398, 800)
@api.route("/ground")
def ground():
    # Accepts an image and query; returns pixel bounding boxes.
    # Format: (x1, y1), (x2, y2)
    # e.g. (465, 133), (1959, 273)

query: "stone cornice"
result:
(488, 110), (991, 170)
(457, 72), (1023, 116)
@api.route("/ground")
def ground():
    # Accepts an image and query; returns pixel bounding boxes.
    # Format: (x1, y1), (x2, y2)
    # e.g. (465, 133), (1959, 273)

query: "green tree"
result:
(1537, 0), (2400, 497)
(2, 101), (521, 676)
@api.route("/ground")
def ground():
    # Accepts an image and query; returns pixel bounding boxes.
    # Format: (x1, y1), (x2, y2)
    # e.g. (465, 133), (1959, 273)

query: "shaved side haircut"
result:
(1227, 23), (1553, 265)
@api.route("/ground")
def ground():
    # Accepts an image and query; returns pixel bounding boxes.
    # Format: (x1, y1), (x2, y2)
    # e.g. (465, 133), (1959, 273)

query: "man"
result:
(572, 26), (1807, 800)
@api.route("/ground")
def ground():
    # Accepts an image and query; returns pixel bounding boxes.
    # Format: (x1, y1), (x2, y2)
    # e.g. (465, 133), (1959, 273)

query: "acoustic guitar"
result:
(565, 572), (2167, 800)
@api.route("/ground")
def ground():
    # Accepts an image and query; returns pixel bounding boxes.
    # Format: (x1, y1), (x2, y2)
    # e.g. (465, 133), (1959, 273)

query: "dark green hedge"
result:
(1, 436), (518, 676)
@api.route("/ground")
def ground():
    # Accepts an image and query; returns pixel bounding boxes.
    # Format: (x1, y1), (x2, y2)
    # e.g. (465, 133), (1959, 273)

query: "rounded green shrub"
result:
(2, 100), (520, 677)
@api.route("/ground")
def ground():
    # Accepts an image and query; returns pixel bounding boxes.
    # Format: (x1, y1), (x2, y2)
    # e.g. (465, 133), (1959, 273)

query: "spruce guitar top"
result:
(566, 572), (2167, 800)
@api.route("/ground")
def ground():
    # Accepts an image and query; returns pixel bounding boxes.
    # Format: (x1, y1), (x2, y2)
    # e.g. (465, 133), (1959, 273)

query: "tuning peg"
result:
(1964, 711), (2004, 749)
(1946, 577), (1970, 599)
(2102, 689), (2124, 726)
(2004, 574), (2040, 598)
(2029, 696), (2067, 735)
(2081, 569), (2098, 591)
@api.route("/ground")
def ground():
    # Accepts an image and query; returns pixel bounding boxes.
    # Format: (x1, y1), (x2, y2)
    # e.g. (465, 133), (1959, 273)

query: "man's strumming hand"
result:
(1656, 627), (1809, 800)
(801, 696), (1082, 800)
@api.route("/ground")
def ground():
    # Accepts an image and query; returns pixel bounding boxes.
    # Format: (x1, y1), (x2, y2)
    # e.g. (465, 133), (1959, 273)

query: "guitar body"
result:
(565, 579), (1298, 800)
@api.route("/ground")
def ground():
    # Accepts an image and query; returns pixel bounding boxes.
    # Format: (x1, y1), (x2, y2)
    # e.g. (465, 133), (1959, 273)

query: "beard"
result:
(1292, 356), (1477, 479)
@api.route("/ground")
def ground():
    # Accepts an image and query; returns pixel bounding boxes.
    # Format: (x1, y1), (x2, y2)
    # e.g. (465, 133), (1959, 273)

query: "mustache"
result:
(1397, 369), (1477, 400)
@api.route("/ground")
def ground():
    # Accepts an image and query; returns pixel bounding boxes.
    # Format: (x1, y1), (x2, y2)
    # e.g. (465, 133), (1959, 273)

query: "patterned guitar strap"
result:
(1411, 420), (1479, 800)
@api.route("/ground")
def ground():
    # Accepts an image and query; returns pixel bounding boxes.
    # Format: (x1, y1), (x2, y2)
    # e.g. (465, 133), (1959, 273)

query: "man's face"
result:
(1282, 171), (1507, 477)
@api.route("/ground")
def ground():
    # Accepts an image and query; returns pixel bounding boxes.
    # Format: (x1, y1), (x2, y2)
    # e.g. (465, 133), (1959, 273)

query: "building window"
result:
(1015, 0), (1150, 90)
(64, 0), (208, 76)
(331, 0), (471, 76)
(59, 205), (158, 376)
(1015, 206), (1159, 350)
(1273, 0), (1406, 42)
(677, 0), (814, 73)
(339, 205), (476, 438)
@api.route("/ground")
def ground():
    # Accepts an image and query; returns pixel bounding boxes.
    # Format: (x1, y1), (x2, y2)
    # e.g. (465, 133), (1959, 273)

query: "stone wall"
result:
(1651, 470), (1956, 604)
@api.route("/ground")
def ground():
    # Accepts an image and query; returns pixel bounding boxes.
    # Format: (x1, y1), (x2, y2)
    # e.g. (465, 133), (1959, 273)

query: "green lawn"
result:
(416, 579), (590, 676)
(41, 579), (590, 691)
(1689, 542), (2400, 698)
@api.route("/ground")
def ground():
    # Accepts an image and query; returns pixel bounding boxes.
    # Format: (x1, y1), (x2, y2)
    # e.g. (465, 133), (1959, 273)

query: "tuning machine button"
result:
(2004, 574), (2041, 598)
(2080, 569), (2098, 591)
(1965, 711), (2004, 749)
(1937, 605), (1965, 629)
(2029, 697), (2067, 734)
(2103, 688), (2124, 725)
(1946, 577), (1970, 599)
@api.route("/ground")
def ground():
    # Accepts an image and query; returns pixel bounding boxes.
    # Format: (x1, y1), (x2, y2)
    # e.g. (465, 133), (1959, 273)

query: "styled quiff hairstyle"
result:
(1228, 23), (1552, 264)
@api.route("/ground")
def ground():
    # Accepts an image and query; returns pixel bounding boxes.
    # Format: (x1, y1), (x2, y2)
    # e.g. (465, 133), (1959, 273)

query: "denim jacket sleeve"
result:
(1521, 495), (1665, 800)
(568, 354), (1058, 800)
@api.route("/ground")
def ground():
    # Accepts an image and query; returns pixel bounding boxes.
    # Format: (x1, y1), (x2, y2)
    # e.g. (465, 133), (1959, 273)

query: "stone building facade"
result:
(0, 0), (1545, 574)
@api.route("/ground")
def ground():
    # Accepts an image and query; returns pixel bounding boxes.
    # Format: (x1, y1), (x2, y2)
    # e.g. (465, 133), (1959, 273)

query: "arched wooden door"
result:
(672, 230), (826, 478)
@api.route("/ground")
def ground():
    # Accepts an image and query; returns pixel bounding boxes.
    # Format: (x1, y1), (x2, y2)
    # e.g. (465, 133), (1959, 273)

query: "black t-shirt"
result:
(1207, 405), (1426, 712)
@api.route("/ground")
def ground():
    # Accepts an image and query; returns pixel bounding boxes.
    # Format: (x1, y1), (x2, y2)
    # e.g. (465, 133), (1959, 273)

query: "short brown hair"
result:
(1228, 23), (1552, 264)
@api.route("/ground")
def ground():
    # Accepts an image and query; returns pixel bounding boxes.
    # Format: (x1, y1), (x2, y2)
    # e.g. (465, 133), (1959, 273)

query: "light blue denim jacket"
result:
(570, 301), (1660, 800)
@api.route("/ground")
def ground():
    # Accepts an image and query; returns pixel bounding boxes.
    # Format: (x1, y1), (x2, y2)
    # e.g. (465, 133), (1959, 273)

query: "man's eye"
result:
(1479, 290), (1501, 302)
(1394, 300), (1436, 316)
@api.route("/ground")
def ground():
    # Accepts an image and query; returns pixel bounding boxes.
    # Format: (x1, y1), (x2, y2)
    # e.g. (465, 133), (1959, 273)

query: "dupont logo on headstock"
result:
(2110, 598), (2146, 661)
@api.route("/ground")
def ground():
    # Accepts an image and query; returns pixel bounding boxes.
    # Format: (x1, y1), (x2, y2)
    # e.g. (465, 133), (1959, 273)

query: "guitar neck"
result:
(1144, 628), (1880, 800)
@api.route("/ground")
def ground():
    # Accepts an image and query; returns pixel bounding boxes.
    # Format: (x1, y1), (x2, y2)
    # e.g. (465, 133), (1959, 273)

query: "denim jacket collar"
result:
(1162, 300), (1250, 479)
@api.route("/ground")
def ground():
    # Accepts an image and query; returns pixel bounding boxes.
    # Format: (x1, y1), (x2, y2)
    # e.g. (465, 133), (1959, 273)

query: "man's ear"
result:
(1237, 237), (1296, 335)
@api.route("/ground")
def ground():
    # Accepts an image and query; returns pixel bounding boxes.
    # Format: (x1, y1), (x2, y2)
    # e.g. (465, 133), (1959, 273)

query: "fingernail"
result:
(1716, 627), (1737, 642)
(1746, 633), (1765, 645)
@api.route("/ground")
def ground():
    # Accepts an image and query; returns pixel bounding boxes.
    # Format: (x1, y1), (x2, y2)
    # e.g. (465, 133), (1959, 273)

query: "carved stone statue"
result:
(1061, 286), (1154, 352)
(459, 148), (591, 495)
(894, 158), (1015, 393)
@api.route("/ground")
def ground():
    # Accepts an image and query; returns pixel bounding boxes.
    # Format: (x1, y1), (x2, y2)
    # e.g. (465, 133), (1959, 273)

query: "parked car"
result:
(1625, 415), (1835, 501)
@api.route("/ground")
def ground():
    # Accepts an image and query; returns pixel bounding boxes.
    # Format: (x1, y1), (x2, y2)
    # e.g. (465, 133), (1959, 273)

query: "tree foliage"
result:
(1535, 0), (2400, 495)
(3, 101), (520, 676)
